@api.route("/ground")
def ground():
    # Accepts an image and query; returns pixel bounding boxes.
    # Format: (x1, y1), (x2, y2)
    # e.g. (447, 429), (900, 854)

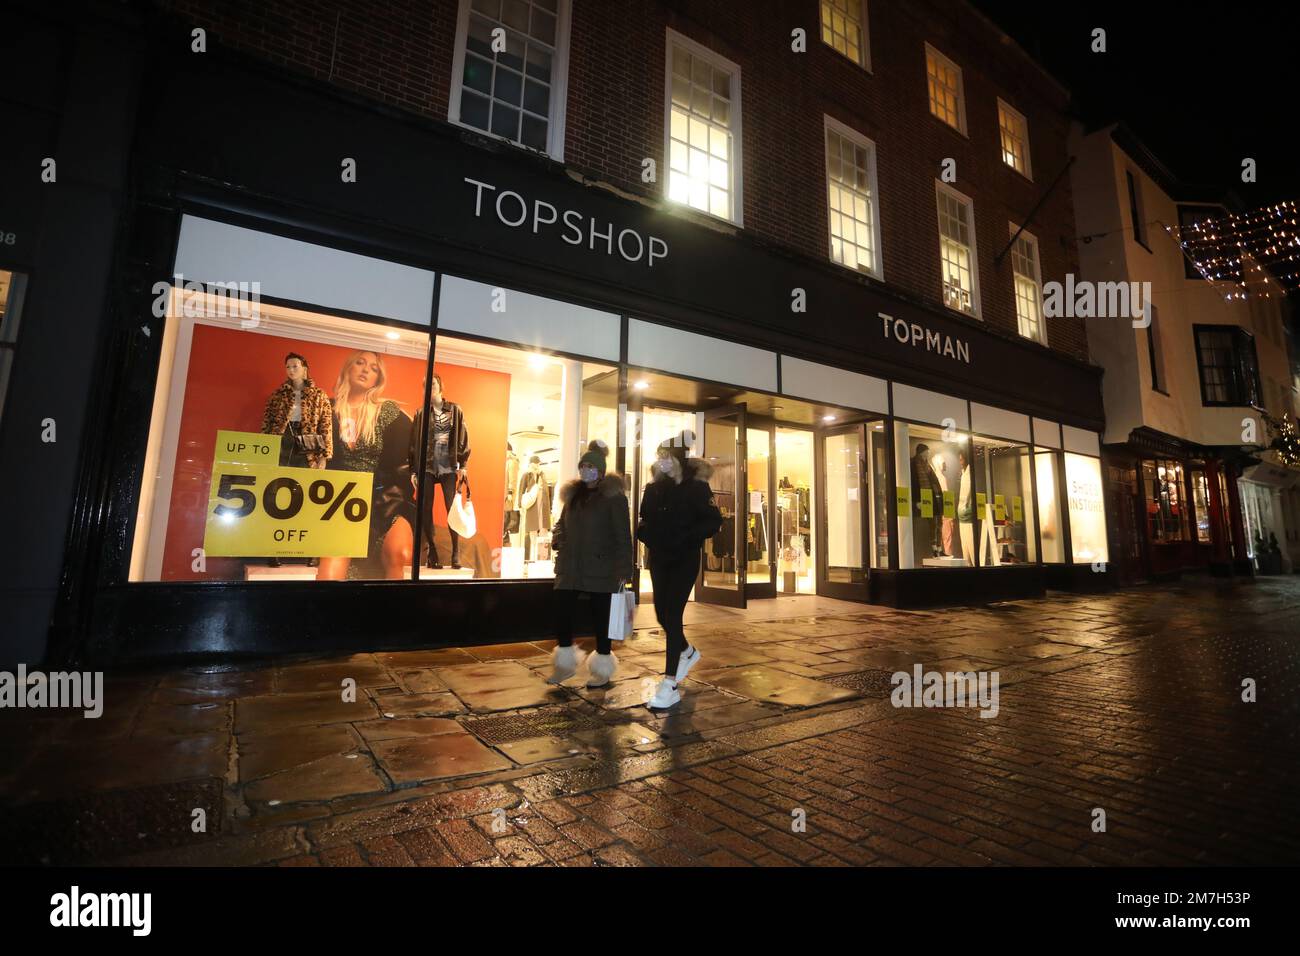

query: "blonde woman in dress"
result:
(317, 350), (416, 580)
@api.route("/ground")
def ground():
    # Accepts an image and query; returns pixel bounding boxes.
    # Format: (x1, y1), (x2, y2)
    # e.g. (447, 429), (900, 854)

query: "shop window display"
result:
(130, 290), (430, 582)
(894, 422), (974, 568)
(970, 436), (1036, 566)
(1064, 452), (1108, 564)
(1190, 468), (1213, 544)
(775, 428), (815, 594)
(1035, 448), (1065, 563)
(1142, 458), (1187, 543)
(428, 334), (616, 580)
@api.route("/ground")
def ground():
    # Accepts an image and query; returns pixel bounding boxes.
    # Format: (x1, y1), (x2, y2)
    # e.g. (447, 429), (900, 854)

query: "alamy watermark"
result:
(0, 665), (104, 718)
(891, 664), (999, 718)
(1043, 274), (1152, 327)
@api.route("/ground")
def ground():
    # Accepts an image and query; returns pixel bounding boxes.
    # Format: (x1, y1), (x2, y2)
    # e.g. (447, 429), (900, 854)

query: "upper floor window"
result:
(1194, 325), (1261, 406)
(820, 0), (870, 69)
(450, 0), (571, 159)
(1009, 227), (1044, 343)
(1177, 204), (1219, 279)
(1147, 303), (1167, 393)
(997, 99), (1031, 178)
(936, 183), (980, 316)
(665, 30), (742, 224)
(1126, 169), (1149, 248)
(925, 43), (966, 134)
(825, 118), (882, 278)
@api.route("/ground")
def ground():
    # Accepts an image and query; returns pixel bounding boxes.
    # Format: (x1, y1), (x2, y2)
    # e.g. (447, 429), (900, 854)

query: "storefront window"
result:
(1064, 452), (1108, 564)
(746, 426), (772, 586)
(1035, 448), (1065, 563)
(130, 289), (431, 582)
(429, 333), (616, 581)
(825, 427), (866, 580)
(894, 422), (974, 568)
(1190, 468), (1212, 543)
(1142, 458), (1188, 543)
(868, 422), (890, 568)
(775, 428), (815, 593)
(971, 436), (1036, 565)
(0, 269), (27, 427)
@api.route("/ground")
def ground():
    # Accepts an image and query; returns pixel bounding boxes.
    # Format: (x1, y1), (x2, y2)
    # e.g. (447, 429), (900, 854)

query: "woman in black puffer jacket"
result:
(636, 430), (723, 709)
(547, 441), (635, 688)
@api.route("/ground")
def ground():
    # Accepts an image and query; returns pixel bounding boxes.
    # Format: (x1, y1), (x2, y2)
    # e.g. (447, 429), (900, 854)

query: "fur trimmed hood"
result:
(651, 457), (713, 484)
(559, 473), (625, 505)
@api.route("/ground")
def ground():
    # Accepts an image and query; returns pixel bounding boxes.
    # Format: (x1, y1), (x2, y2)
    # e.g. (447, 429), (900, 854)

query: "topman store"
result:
(60, 44), (1111, 665)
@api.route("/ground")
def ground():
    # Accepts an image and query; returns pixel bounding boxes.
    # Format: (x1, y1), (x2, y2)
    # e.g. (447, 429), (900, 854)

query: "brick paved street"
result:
(2, 576), (1298, 866)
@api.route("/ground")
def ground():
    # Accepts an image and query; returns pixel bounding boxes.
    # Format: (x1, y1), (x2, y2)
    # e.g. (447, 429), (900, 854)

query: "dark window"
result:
(1194, 325), (1261, 406)
(0, 269), (27, 427)
(1146, 304), (1165, 392)
(1126, 170), (1147, 247)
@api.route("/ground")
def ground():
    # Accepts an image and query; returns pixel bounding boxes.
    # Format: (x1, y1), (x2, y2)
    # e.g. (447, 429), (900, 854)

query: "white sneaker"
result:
(586, 652), (618, 688)
(674, 645), (701, 683)
(647, 677), (681, 709)
(547, 645), (583, 684)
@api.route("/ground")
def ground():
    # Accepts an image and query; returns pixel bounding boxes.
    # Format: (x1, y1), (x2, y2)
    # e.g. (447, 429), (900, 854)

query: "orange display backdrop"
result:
(160, 323), (510, 580)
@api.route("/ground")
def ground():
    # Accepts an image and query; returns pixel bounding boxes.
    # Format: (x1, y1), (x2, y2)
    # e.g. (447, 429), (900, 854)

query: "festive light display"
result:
(1167, 200), (1300, 297)
(1261, 409), (1300, 468)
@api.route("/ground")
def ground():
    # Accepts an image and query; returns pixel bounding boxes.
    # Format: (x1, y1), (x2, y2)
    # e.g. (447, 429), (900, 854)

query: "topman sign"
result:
(465, 177), (668, 268)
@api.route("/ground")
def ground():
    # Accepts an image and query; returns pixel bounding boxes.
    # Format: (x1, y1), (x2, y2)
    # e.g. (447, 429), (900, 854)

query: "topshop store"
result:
(58, 45), (1110, 663)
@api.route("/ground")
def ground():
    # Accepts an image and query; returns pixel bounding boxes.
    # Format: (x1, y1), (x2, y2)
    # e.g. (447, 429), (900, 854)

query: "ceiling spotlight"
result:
(823, 415), (837, 423)
(385, 331), (400, 340)
(634, 380), (649, 391)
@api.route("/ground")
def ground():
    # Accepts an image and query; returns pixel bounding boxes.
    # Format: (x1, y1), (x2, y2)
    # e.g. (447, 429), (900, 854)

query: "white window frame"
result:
(819, 0), (871, 71)
(662, 28), (744, 226)
(997, 97), (1032, 180)
(934, 180), (981, 318)
(824, 115), (883, 280)
(1008, 222), (1046, 345)
(448, 0), (573, 162)
(924, 42), (966, 135)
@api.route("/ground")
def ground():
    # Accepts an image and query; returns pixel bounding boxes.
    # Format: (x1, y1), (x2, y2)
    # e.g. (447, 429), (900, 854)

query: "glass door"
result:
(816, 422), (871, 600)
(697, 404), (746, 607)
(745, 416), (777, 599)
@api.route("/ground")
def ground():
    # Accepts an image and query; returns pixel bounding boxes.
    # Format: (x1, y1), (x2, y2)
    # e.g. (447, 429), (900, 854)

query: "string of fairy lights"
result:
(1166, 200), (1300, 299)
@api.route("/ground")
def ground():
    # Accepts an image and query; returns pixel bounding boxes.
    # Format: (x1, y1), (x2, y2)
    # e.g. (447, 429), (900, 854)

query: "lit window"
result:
(997, 99), (1031, 178)
(451, 0), (570, 159)
(666, 31), (741, 223)
(936, 184), (979, 316)
(1010, 227), (1044, 343)
(826, 120), (881, 277)
(820, 0), (869, 69)
(925, 43), (965, 134)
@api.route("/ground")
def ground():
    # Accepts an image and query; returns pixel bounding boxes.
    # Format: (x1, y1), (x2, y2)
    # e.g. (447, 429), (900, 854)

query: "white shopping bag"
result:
(607, 588), (637, 641)
(448, 474), (477, 539)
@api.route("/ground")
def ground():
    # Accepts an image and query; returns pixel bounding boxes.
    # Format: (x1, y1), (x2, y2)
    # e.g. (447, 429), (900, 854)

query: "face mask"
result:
(579, 466), (599, 484)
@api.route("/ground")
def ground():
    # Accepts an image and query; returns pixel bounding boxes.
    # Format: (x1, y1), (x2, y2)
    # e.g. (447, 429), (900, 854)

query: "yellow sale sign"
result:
(203, 430), (372, 557)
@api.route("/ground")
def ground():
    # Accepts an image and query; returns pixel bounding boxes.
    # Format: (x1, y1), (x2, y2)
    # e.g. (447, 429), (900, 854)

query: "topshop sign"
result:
(464, 177), (668, 268)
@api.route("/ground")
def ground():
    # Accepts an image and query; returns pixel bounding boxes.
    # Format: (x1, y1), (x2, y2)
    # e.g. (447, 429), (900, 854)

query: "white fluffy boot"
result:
(585, 652), (619, 688)
(547, 645), (583, 684)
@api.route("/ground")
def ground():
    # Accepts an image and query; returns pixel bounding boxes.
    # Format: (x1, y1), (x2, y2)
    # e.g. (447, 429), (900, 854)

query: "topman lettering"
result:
(880, 312), (971, 364)
(0, 666), (103, 718)
(465, 177), (668, 267)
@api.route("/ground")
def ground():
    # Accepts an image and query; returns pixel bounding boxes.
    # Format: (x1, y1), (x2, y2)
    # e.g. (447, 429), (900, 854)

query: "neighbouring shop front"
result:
(54, 40), (1110, 665)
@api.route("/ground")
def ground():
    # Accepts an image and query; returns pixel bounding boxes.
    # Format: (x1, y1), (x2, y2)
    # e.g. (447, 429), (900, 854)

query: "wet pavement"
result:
(2, 576), (1298, 866)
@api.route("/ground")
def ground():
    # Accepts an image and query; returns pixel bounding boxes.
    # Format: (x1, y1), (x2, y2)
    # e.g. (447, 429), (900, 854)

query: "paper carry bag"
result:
(607, 588), (637, 641)
(448, 474), (477, 539)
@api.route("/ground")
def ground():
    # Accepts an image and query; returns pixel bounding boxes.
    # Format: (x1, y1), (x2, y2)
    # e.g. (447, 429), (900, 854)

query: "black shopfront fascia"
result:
(56, 41), (1106, 666)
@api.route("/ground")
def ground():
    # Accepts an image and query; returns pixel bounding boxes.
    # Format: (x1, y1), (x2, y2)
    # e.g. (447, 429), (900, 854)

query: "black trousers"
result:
(554, 589), (613, 655)
(420, 471), (460, 565)
(650, 556), (698, 677)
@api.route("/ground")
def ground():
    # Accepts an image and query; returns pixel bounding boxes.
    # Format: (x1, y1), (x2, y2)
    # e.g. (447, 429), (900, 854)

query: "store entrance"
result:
(626, 369), (866, 610)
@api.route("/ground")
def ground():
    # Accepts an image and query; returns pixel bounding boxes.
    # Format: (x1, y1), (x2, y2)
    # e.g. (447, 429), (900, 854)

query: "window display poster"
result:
(896, 486), (910, 513)
(920, 487), (933, 518)
(942, 489), (955, 518)
(1065, 452), (1109, 564)
(160, 324), (511, 579)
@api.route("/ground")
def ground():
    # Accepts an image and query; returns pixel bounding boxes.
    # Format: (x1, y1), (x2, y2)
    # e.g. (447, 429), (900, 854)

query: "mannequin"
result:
(911, 443), (943, 558)
(262, 352), (332, 469)
(503, 441), (521, 546)
(931, 451), (953, 557)
(957, 449), (974, 566)
(517, 454), (551, 560)
(409, 373), (471, 569)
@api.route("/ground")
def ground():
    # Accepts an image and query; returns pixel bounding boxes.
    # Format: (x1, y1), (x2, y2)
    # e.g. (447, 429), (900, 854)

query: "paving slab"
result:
(235, 691), (380, 733)
(701, 665), (858, 707)
(371, 732), (512, 784)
